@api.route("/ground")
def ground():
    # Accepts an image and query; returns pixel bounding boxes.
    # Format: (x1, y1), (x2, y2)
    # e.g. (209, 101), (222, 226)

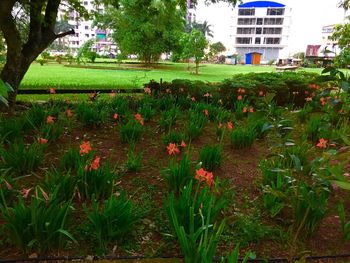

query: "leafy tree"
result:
(97, 0), (185, 65)
(0, 0), (238, 108)
(209, 41), (226, 58)
(76, 39), (97, 63)
(334, 49), (350, 68)
(181, 29), (208, 74)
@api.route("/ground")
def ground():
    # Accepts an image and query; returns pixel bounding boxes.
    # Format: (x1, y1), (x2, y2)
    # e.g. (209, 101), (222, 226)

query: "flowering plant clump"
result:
(316, 138), (328, 149)
(195, 168), (214, 187)
(85, 156), (101, 171)
(80, 141), (92, 156)
(167, 143), (180, 156)
(46, 115), (55, 124)
(134, 113), (144, 126)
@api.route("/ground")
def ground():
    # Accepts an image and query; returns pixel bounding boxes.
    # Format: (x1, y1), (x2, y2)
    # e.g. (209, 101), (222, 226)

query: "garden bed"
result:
(1, 76), (350, 262)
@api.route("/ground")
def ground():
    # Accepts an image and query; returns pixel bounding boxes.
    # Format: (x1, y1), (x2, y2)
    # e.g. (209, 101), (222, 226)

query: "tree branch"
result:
(44, 0), (61, 29)
(55, 28), (75, 39)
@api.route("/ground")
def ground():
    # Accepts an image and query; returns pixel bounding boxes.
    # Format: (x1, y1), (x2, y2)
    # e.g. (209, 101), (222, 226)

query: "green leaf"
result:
(331, 180), (350, 191)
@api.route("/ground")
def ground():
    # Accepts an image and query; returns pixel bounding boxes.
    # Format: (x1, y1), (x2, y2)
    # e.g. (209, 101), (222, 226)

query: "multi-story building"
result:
(187, 0), (197, 24)
(231, 0), (291, 63)
(56, 0), (116, 54)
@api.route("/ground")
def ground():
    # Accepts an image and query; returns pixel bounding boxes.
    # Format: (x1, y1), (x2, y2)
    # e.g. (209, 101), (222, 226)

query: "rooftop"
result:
(238, 1), (285, 8)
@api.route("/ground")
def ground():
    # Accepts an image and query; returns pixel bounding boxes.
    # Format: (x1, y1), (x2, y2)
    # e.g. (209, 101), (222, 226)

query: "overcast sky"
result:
(195, 0), (346, 56)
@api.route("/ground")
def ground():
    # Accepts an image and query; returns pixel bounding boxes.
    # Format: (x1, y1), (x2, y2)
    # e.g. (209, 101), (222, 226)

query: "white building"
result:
(56, 0), (116, 54)
(231, 0), (292, 64)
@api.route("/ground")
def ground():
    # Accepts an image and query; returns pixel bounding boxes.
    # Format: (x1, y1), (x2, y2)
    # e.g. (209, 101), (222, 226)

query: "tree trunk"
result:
(195, 61), (199, 74)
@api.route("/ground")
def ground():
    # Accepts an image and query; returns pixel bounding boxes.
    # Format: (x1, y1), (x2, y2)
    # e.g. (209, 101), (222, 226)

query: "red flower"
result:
(320, 97), (326, 106)
(203, 109), (209, 116)
(227, 121), (233, 130)
(167, 143), (180, 155)
(242, 107), (247, 113)
(180, 141), (187, 148)
(38, 138), (48, 144)
(46, 115), (55, 124)
(113, 113), (118, 120)
(316, 138), (328, 149)
(89, 156), (101, 171)
(195, 168), (214, 187)
(134, 113), (144, 126)
(80, 141), (92, 156)
(249, 107), (254, 113)
(237, 95), (243, 101)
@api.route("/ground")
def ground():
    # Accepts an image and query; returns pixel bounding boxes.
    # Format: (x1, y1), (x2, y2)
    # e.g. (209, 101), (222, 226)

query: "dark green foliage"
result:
(199, 145), (222, 171)
(162, 154), (192, 195)
(230, 126), (256, 149)
(120, 119), (144, 143)
(159, 107), (181, 130)
(0, 196), (75, 255)
(76, 102), (108, 128)
(84, 192), (140, 251)
(162, 131), (185, 146)
(0, 140), (45, 175)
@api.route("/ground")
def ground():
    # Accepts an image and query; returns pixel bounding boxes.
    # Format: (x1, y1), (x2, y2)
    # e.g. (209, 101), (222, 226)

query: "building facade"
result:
(231, 0), (291, 63)
(56, 0), (116, 54)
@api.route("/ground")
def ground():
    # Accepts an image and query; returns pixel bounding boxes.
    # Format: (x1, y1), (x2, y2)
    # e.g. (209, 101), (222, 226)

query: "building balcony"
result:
(234, 43), (286, 48)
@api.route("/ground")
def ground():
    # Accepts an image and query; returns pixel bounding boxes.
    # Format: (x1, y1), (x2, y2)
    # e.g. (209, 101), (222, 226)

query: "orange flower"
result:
(195, 168), (214, 187)
(134, 113), (144, 126)
(237, 95), (243, 101)
(113, 113), (118, 120)
(46, 115), (55, 124)
(249, 107), (254, 113)
(38, 138), (48, 144)
(167, 143), (180, 155)
(259, 90), (264, 96)
(49, 88), (56, 94)
(144, 87), (151, 94)
(320, 97), (326, 106)
(242, 107), (247, 113)
(89, 156), (101, 170)
(80, 141), (92, 156)
(191, 97), (196, 102)
(109, 91), (116, 98)
(21, 188), (32, 199)
(66, 109), (73, 118)
(316, 138), (328, 149)
(227, 121), (233, 130)
(203, 109), (209, 116)
(180, 141), (187, 148)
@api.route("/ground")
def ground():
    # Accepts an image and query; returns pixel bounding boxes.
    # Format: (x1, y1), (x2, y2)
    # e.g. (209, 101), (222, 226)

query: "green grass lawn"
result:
(20, 62), (324, 90)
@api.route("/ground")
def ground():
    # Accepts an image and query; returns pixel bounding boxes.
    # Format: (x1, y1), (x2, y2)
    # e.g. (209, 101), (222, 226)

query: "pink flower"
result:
(49, 88), (56, 94)
(113, 113), (118, 120)
(191, 97), (196, 102)
(237, 95), (243, 101)
(80, 141), (92, 156)
(21, 188), (32, 199)
(134, 113), (144, 126)
(144, 87), (151, 94)
(180, 141), (187, 148)
(46, 115), (55, 124)
(242, 107), (247, 113)
(249, 107), (254, 113)
(316, 138), (327, 149)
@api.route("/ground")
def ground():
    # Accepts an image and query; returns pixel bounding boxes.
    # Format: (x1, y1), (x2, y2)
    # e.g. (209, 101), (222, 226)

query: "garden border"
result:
(17, 89), (144, 94)
(1, 253), (350, 263)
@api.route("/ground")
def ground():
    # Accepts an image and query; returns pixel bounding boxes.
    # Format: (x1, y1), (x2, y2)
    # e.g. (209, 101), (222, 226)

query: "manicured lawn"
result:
(20, 62), (323, 90)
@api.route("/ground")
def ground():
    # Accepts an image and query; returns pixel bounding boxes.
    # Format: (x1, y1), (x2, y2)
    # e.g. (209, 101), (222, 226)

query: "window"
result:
(264, 38), (281, 44)
(257, 18), (263, 25)
(263, 28), (282, 34)
(85, 34), (89, 37)
(236, 37), (252, 44)
(75, 25), (79, 29)
(75, 33), (79, 37)
(85, 25), (89, 30)
(267, 8), (285, 16)
(255, 28), (262, 34)
(238, 9), (255, 16)
(84, 1), (88, 5)
(264, 18), (284, 25)
(91, 34), (95, 37)
(238, 18), (256, 25)
(237, 28), (254, 34)
(255, 38), (261, 44)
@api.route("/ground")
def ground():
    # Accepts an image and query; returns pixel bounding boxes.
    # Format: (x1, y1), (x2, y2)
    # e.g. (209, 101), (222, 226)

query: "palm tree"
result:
(192, 20), (214, 38)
